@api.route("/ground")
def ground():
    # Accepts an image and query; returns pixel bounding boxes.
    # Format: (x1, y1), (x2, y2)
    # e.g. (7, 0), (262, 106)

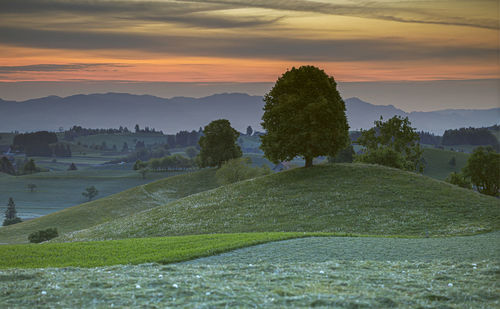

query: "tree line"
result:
(442, 127), (499, 147)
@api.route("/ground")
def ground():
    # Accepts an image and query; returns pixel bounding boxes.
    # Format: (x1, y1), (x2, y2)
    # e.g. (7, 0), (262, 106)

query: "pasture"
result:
(0, 168), (177, 221)
(1, 232), (498, 308)
(56, 164), (500, 242)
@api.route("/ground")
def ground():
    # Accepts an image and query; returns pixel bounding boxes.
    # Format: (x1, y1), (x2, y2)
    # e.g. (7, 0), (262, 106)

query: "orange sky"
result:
(0, 0), (499, 83)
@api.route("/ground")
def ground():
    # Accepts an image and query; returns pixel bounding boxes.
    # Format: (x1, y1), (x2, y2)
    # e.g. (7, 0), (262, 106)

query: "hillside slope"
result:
(0, 169), (217, 244)
(59, 164), (500, 242)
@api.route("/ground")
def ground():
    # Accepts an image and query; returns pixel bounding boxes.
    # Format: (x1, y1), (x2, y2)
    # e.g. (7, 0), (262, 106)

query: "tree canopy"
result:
(463, 146), (499, 196)
(198, 119), (242, 168)
(356, 116), (423, 172)
(82, 186), (99, 201)
(260, 66), (349, 167)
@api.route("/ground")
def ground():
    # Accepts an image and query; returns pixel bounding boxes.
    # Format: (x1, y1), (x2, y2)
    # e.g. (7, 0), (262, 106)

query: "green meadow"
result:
(1, 232), (498, 308)
(57, 164), (500, 242)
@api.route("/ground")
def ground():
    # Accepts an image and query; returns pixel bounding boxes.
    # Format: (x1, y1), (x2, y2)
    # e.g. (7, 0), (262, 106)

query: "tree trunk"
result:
(305, 156), (313, 168)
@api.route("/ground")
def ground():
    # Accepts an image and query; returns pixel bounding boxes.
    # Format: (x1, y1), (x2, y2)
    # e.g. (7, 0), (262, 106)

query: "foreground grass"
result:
(188, 231), (500, 264)
(1, 260), (498, 307)
(61, 164), (500, 242)
(0, 169), (218, 244)
(0, 232), (318, 269)
(1, 233), (498, 307)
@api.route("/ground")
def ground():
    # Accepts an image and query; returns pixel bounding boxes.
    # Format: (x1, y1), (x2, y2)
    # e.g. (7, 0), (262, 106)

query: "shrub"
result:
(216, 157), (271, 185)
(355, 147), (412, 170)
(445, 172), (472, 189)
(28, 228), (59, 243)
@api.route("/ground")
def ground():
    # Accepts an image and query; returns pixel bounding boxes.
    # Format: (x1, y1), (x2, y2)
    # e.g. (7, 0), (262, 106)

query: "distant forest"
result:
(5, 124), (499, 159)
(441, 126), (499, 146)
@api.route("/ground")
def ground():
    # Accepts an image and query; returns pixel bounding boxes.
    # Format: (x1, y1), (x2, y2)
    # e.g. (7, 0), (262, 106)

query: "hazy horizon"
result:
(1, 0), (499, 113)
(1, 79), (499, 113)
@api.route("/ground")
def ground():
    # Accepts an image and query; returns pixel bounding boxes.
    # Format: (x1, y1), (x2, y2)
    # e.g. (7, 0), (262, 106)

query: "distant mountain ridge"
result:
(0, 93), (498, 134)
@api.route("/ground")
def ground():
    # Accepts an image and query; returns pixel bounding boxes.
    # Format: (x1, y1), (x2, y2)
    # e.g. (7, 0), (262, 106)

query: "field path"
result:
(187, 231), (500, 264)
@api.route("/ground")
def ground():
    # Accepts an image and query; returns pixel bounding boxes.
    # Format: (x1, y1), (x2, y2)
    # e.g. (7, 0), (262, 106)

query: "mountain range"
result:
(0, 93), (498, 134)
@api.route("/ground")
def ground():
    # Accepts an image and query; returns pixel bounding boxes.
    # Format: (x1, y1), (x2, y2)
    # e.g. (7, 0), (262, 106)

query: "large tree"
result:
(463, 146), (499, 196)
(198, 119), (242, 168)
(260, 66), (349, 168)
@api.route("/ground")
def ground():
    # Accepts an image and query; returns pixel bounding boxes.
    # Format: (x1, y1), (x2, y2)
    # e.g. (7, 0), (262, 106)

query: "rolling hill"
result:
(0, 169), (218, 244)
(56, 163), (500, 242)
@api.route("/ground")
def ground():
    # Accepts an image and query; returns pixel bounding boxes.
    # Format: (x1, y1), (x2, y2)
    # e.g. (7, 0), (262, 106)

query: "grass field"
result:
(422, 148), (469, 180)
(1, 233), (498, 308)
(0, 169), (217, 244)
(189, 231), (500, 264)
(0, 233), (317, 268)
(0, 168), (178, 221)
(57, 163), (500, 242)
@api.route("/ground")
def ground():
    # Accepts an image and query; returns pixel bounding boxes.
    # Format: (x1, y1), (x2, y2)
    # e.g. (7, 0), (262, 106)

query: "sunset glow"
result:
(1, 0), (498, 84)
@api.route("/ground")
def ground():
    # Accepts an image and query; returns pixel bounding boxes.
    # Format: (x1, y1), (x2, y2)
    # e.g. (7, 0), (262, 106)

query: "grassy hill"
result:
(0, 169), (217, 244)
(58, 163), (500, 242)
(421, 148), (469, 180)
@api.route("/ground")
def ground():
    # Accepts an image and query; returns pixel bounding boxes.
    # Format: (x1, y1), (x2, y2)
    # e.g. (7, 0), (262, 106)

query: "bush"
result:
(3, 217), (22, 226)
(355, 147), (413, 170)
(216, 157), (271, 185)
(445, 172), (472, 189)
(28, 228), (59, 243)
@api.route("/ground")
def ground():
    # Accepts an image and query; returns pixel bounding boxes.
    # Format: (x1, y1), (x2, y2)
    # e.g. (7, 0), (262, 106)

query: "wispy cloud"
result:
(2, 0), (496, 30)
(1, 26), (496, 62)
(0, 0), (280, 29)
(0, 63), (127, 73)
(184, 0), (499, 30)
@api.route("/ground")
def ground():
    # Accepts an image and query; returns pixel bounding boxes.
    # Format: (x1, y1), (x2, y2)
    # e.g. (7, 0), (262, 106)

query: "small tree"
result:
(82, 186), (99, 201)
(133, 160), (147, 170)
(463, 146), (499, 196)
(0, 156), (16, 175)
(260, 66), (349, 168)
(449, 156), (456, 167)
(23, 159), (37, 174)
(139, 168), (149, 179)
(122, 142), (129, 152)
(185, 146), (198, 159)
(246, 126), (253, 136)
(198, 119), (242, 168)
(27, 183), (37, 192)
(68, 162), (77, 171)
(356, 116), (423, 172)
(3, 197), (22, 226)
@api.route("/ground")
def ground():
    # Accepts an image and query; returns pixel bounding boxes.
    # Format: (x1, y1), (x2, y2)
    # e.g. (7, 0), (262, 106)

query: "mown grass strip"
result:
(0, 232), (334, 269)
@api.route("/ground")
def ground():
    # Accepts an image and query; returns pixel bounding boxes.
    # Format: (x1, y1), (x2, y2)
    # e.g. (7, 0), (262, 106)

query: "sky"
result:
(0, 0), (499, 110)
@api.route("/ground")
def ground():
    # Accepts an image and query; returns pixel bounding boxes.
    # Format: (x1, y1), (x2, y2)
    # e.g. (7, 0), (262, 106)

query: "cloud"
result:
(0, 26), (496, 62)
(0, 63), (127, 73)
(4, 0), (496, 30)
(183, 0), (499, 30)
(0, 0), (280, 29)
